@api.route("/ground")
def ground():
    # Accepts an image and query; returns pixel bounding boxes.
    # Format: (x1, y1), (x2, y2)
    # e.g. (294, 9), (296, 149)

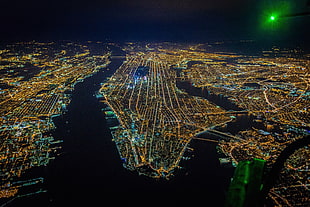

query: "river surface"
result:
(11, 46), (234, 206)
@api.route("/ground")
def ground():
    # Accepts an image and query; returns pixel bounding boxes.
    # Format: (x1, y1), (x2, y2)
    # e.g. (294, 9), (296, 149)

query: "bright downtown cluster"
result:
(100, 52), (230, 178)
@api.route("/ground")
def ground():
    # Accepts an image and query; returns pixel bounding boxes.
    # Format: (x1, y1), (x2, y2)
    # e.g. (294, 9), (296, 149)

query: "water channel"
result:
(11, 46), (235, 206)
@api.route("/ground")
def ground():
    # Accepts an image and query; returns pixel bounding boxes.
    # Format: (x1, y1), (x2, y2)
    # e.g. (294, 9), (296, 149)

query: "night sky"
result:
(1, 0), (309, 43)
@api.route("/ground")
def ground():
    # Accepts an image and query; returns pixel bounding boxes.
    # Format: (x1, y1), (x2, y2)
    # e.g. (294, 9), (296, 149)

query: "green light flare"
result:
(267, 12), (279, 23)
(259, 1), (292, 32)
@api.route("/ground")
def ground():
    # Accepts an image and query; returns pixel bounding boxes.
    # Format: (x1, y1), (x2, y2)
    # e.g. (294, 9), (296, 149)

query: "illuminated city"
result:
(100, 42), (309, 205)
(0, 40), (309, 206)
(0, 41), (110, 198)
(1, 0), (309, 206)
(100, 51), (230, 178)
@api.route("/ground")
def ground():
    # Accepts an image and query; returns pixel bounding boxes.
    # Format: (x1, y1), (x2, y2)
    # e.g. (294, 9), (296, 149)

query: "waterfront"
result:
(2, 41), (308, 206)
(1, 0), (309, 204)
(6, 45), (234, 206)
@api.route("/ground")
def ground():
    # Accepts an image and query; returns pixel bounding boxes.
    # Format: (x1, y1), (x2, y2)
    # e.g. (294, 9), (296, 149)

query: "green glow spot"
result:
(260, 1), (291, 31)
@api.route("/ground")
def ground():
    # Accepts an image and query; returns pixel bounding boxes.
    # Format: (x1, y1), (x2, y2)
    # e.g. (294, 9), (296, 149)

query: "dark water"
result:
(176, 80), (267, 135)
(9, 46), (234, 206)
(176, 81), (242, 111)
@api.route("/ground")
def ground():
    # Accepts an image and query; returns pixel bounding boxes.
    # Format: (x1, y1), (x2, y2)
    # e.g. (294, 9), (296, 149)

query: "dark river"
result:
(9, 46), (235, 207)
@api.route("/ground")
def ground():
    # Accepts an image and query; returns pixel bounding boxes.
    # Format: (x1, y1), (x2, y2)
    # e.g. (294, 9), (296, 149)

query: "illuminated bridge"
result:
(205, 110), (266, 116)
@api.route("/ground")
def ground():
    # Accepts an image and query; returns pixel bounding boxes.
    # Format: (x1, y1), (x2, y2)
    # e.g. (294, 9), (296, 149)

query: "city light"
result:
(0, 41), (309, 206)
(0, 41), (111, 198)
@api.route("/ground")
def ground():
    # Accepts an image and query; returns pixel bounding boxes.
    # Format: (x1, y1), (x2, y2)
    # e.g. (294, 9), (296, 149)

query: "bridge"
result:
(192, 137), (219, 143)
(110, 55), (126, 59)
(207, 129), (245, 141)
(205, 110), (265, 116)
(195, 128), (245, 141)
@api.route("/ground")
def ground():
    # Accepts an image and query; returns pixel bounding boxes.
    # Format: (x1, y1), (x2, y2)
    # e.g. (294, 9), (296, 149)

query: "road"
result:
(101, 52), (231, 178)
